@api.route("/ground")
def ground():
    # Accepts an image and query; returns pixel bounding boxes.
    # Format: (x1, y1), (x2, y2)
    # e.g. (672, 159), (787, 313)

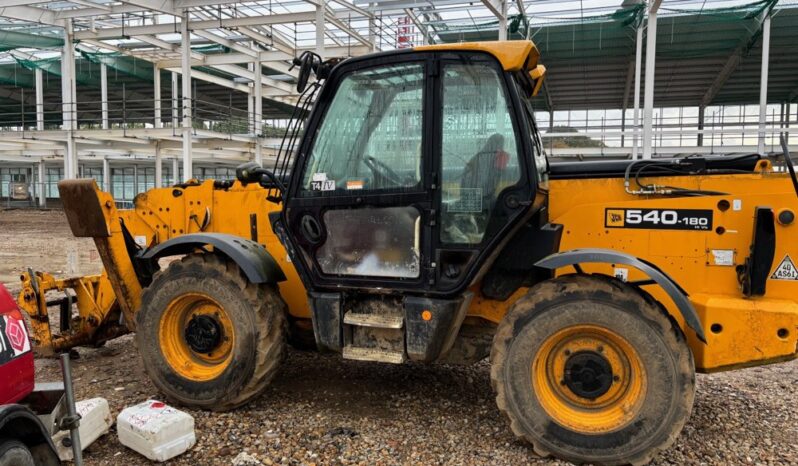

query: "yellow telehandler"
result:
(17, 41), (798, 465)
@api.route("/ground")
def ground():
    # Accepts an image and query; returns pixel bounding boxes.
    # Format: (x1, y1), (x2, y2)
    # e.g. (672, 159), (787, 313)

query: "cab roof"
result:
(415, 40), (541, 72)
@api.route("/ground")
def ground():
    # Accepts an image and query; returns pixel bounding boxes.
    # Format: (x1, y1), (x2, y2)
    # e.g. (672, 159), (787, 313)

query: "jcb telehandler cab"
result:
(240, 41), (797, 464)
(19, 41), (798, 465)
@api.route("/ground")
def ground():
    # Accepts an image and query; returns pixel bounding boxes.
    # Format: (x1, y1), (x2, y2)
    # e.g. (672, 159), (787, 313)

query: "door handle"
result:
(300, 215), (322, 243)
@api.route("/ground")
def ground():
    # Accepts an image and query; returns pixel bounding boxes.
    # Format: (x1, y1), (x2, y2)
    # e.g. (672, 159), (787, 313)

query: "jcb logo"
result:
(606, 209), (625, 227)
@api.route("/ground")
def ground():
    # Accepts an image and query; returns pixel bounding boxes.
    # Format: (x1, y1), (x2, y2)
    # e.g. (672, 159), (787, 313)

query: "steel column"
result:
(153, 67), (162, 128)
(498, 1), (508, 41)
(61, 19), (78, 178)
(254, 53), (263, 166)
(757, 15), (771, 155)
(35, 68), (44, 131)
(247, 61), (254, 133)
(632, 24), (643, 159)
(316, 1), (326, 58)
(102, 157), (110, 193)
(181, 11), (193, 181)
(155, 142), (163, 188)
(697, 106), (705, 146)
(172, 157), (179, 184)
(171, 71), (179, 128)
(37, 159), (45, 207)
(100, 63), (109, 130)
(642, 10), (658, 160)
(368, 2), (377, 51)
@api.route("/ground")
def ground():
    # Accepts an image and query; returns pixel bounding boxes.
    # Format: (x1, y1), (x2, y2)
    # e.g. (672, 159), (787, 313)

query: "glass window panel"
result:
(316, 206), (421, 278)
(439, 63), (521, 244)
(301, 63), (424, 194)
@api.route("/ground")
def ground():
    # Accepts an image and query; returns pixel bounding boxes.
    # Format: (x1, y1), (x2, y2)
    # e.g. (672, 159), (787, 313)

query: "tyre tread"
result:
(138, 253), (288, 411)
(489, 274), (694, 465)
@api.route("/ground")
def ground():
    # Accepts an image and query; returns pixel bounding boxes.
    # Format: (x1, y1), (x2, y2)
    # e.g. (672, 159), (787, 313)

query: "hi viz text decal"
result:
(605, 208), (713, 231)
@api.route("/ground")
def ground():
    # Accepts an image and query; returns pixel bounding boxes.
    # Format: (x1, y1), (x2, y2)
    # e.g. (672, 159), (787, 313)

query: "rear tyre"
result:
(0, 439), (34, 466)
(490, 274), (695, 466)
(137, 253), (287, 411)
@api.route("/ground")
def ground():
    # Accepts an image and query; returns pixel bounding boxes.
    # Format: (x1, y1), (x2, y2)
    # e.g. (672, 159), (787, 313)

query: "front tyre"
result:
(0, 439), (34, 466)
(490, 275), (695, 466)
(136, 253), (287, 411)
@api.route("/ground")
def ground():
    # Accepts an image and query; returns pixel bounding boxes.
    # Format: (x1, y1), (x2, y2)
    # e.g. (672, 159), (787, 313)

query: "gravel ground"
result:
(35, 340), (798, 466)
(3, 208), (798, 465)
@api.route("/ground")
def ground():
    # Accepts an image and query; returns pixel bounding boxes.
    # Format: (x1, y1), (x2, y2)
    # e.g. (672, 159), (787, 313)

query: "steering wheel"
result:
(363, 156), (408, 188)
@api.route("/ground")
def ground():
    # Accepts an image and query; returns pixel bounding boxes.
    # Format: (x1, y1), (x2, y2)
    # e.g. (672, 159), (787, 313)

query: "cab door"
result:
(433, 54), (534, 293)
(281, 51), (534, 296)
(282, 55), (434, 291)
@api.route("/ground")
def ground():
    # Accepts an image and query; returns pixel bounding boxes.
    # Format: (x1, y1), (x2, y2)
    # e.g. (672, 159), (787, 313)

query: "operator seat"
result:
(460, 133), (510, 211)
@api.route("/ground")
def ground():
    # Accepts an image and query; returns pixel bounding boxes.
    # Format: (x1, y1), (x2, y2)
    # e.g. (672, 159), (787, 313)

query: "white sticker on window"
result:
(446, 188), (483, 213)
(711, 249), (735, 266)
(312, 173), (327, 182)
(310, 179), (335, 191)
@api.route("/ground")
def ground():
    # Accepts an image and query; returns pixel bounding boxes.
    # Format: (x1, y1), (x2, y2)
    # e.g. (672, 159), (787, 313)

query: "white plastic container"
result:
(54, 397), (113, 461)
(117, 400), (196, 462)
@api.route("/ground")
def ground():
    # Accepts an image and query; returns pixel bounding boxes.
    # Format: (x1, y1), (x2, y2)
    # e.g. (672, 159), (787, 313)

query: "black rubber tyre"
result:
(490, 274), (695, 466)
(136, 253), (287, 411)
(0, 439), (34, 466)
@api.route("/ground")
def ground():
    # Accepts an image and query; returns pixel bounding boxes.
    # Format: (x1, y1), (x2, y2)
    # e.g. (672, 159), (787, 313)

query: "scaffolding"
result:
(0, 0), (796, 204)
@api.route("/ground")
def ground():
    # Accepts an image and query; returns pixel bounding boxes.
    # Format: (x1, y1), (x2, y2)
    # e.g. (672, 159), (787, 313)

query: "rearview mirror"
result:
(529, 64), (547, 97)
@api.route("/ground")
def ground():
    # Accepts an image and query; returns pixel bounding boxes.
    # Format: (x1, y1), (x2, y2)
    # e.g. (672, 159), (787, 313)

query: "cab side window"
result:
(300, 63), (424, 195)
(440, 62), (521, 244)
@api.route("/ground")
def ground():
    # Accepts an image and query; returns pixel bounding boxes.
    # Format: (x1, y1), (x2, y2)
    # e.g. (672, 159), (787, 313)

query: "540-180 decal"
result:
(605, 208), (714, 231)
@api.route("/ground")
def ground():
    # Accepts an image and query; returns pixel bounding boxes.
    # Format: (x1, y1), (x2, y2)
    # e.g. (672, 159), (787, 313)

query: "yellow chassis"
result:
(16, 173), (798, 372)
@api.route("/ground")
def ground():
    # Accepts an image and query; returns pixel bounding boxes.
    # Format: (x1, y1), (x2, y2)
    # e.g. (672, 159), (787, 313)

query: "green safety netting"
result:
(0, 64), (34, 87)
(430, 4), (645, 60)
(80, 51), (155, 82)
(14, 56), (98, 86)
(431, 0), (779, 60)
(0, 29), (63, 52)
(656, 0), (777, 59)
(4, 44), (237, 89)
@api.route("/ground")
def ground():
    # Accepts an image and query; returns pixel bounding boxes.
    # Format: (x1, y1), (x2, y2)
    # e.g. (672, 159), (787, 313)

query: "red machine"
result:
(0, 284), (70, 466)
(0, 285), (35, 405)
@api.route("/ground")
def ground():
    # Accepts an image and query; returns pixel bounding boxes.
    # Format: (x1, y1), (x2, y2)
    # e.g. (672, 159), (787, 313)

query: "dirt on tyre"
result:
(0, 439), (34, 466)
(490, 274), (695, 466)
(136, 253), (287, 411)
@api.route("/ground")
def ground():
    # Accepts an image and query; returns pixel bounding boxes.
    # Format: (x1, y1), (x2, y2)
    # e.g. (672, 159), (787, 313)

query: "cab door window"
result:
(300, 63), (424, 194)
(440, 62), (521, 244)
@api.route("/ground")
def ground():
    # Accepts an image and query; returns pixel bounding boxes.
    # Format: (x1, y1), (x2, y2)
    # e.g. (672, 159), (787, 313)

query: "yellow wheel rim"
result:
(532, 324), (646, 434)
(158, 293), (235, 382)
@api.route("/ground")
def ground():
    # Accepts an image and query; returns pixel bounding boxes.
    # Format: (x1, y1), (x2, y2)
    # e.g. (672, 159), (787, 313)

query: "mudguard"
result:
(0, 404), (60, 466)
(141, 233), (286, 284)
(535, 248), (706, 342)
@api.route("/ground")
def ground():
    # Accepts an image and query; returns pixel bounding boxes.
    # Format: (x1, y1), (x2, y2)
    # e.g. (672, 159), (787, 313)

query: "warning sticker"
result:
(770, 254), (798, 281)
(346, 180), (364, 190)
(0, 315), (31, 361)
